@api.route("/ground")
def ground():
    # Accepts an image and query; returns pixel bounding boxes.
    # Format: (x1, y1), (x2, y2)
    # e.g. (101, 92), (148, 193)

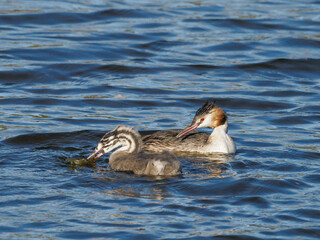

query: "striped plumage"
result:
(88, 125), (182, 176)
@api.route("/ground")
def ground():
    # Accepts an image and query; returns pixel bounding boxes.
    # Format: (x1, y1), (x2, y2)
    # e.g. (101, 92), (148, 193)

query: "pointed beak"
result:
(87, 145), (104, 160)
(176, 122), (200, 138)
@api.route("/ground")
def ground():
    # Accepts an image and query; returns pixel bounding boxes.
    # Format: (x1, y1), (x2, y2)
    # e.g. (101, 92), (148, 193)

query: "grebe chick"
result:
(142, 100), (236, 154)
(88, 125), (182, 176)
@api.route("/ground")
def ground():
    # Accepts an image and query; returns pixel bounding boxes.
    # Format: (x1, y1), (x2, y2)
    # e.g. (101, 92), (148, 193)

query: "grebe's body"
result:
(88, 125), (181, 176)
(142, 123), (235, 154)
(142, 101), (236, 154)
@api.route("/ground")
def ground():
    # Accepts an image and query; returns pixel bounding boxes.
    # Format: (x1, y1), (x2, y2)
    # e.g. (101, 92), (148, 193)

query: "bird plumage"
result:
(142, 100), (236, 154)
(88, 125), (182, 176)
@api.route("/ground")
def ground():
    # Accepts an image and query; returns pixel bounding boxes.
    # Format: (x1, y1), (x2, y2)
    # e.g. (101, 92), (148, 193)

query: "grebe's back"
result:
(142, 129), (210, 153)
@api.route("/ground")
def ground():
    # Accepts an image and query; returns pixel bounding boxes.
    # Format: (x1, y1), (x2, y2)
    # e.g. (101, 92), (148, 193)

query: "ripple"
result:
(303, 174), (320, 184)
(290, 209), (320, 220)
(0, 8), (167, 26)
(177, 177), (306, 197)
(184, 18), (290, 30)
(262, 228), (320, 239)
(238, 58), (320, 77)
(93, 64), (155, 74)
(201, 42), (253, 52)
(135, 40), (192, 51)
(278, 37), (320, 49)
(232, 196), (270, 209)
(271, 116), (311, 125)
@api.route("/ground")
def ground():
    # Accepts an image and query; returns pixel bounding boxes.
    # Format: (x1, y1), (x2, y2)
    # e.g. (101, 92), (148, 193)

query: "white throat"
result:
(212, 121), (228, 134)
(207, 121), (236, 154)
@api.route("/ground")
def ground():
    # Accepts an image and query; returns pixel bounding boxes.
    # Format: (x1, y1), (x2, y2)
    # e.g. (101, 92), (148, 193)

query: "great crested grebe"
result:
(88, 125), (182, 176)
(142, 100), (236, 154)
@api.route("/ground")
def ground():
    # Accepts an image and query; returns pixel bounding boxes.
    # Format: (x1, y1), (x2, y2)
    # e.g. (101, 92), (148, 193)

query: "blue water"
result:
(1, 0), (320, 239)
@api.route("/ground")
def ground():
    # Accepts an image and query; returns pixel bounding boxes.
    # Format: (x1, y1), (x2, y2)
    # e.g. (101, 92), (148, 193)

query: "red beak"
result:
(176, 122), (200, 138)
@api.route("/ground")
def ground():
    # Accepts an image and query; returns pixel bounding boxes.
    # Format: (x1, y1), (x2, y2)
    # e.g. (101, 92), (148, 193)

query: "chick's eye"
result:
(201, 118), (205, 122)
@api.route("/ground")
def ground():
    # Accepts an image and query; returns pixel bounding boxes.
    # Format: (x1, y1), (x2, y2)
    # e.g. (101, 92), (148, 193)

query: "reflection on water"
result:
(1, 0), (320, 239)
(66, 145), (235, 188)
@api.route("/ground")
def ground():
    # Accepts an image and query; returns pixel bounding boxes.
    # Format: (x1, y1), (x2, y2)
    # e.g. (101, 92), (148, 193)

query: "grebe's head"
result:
(176, 100), (227, 138)
(88, 125), (142, 160)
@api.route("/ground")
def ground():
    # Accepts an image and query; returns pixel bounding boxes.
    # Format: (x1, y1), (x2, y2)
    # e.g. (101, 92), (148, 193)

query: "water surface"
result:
(1, 0), (320, 239)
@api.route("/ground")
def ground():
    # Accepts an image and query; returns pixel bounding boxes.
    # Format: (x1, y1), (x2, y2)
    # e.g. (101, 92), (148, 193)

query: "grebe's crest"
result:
(194, 100), (216, 118)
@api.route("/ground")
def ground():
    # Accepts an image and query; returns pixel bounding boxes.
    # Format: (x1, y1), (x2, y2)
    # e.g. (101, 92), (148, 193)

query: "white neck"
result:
(206, 121), (236, 154)
(212, 121), (228, 134)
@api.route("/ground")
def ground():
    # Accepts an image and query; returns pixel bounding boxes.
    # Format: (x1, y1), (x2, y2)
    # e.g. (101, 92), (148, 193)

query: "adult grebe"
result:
(88, 125), (182, 176)
(142, 101), (236, 154)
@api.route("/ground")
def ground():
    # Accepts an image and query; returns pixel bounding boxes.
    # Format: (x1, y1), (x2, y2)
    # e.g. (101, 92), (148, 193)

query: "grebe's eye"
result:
(201, 118), (205, 122)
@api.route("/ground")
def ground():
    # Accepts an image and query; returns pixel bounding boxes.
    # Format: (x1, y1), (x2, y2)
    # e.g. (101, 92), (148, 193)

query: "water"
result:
(1, 0), (320, 239)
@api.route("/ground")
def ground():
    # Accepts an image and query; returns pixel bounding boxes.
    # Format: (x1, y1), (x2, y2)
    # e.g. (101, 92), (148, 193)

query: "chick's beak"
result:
(87, 145), (104, 160)
(176, 122), (200, 138)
